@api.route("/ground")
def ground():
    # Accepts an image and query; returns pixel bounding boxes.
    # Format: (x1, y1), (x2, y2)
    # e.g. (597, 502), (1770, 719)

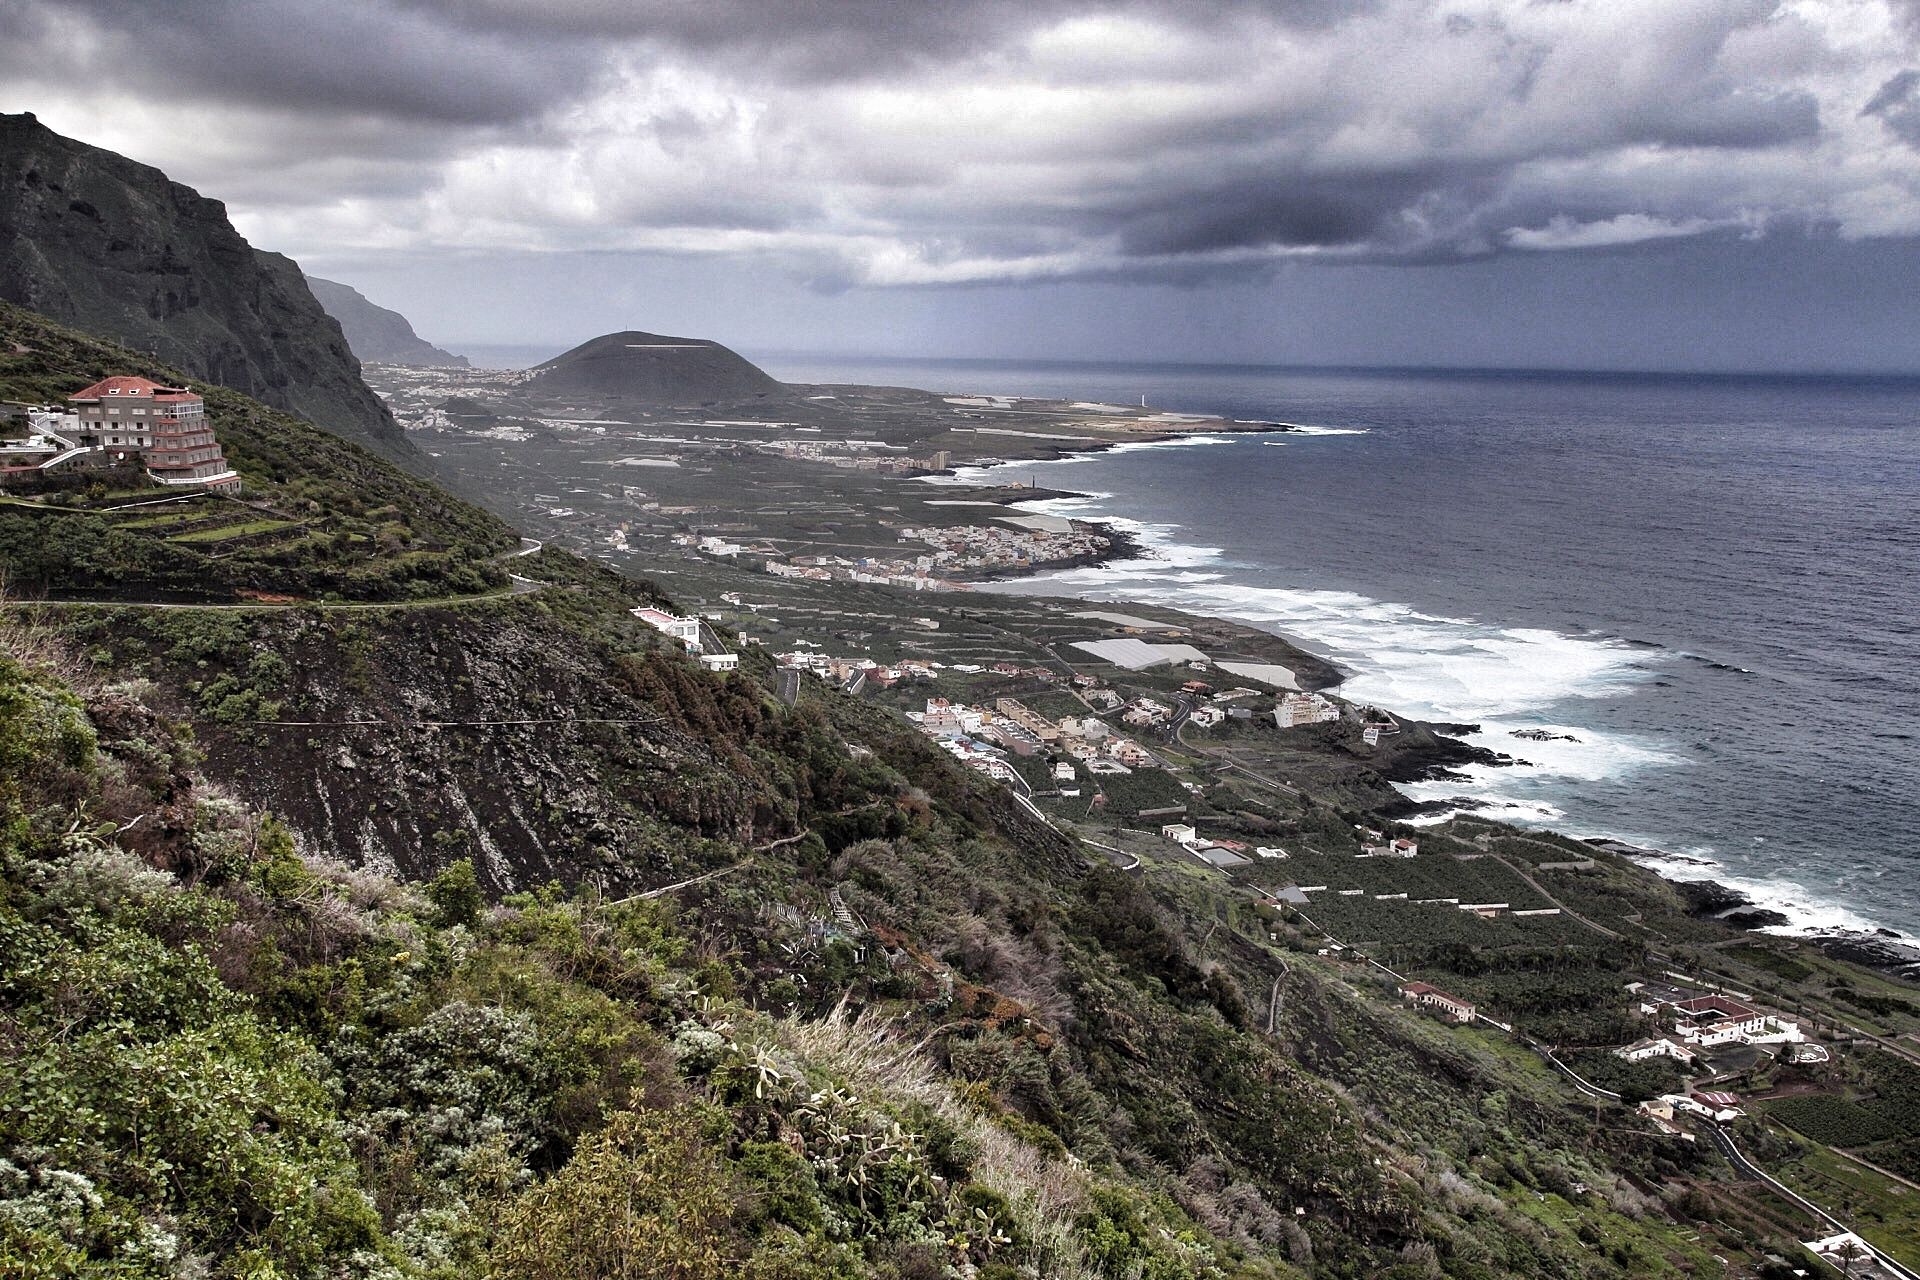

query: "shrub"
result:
(491, 1107), (736, 1280)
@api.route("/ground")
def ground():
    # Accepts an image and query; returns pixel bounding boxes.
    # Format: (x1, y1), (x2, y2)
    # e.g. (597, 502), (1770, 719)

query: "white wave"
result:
(1104, 433), (1240, 452)
(1266, 426), (1371, 439)
(1004, 561), (1654, 721)
(920, 465), (997, 487)
(1623, 848), (1885, 937)
(1394, 726), (1678, 844)
(1041, 434), (1242, 463)
(1009, 494), (1226, 570)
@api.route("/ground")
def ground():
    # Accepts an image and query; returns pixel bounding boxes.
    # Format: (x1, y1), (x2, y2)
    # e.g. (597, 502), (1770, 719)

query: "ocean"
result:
(764, 355), (1920, 939)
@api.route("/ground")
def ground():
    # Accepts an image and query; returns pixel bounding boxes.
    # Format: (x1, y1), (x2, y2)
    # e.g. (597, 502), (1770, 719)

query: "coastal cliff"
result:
(307, 274), (469, 368)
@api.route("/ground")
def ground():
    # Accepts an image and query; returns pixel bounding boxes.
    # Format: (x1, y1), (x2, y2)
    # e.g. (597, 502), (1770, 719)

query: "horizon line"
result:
(442, 340), (1920, 382)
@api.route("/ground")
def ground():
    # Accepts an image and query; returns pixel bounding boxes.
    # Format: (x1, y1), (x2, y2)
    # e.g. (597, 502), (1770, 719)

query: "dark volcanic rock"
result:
(526, 329), (787, 405)
(1723, 908), (1792, 929)
(0, 112), (407, 457)
(1812, 932), (1920, 981)
(1670, 879), (1790, 929)
(1672, 879), (1755, 917)
(307, 276), (468, 368)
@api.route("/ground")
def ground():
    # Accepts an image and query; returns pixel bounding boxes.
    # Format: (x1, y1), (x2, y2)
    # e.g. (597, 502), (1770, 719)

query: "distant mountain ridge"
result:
(307, 275), (468, 368)
(0, 111), (409, 458)
(526, 329), (787, 404)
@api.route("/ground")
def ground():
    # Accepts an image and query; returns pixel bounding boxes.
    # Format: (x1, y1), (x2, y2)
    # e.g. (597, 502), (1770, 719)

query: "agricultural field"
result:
(1768, 1096), (1901, 1148)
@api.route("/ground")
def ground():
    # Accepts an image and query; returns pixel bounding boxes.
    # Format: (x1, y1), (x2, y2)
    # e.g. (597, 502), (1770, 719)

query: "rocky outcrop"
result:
(526, 329), (787, 405)
(0, 112), (409, 457)
(307, 275), (468, 368)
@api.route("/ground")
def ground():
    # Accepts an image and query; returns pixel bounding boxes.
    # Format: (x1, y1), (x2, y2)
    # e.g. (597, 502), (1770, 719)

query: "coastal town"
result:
(750, 518), (1114, 590)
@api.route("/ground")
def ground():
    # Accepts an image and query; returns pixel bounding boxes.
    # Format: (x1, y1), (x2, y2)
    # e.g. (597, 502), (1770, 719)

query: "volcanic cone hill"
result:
(525, 329), (788, 405)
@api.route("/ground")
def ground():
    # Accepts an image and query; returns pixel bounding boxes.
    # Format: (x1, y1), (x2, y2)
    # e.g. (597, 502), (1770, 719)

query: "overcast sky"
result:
(6, 0), (1920, 371)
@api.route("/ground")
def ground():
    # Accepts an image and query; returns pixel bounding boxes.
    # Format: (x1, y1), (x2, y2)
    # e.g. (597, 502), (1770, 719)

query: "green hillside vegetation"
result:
(0, 301), (513, 602)
(4, 302), (1916, 1278)
(0, 605), (1758, 1280)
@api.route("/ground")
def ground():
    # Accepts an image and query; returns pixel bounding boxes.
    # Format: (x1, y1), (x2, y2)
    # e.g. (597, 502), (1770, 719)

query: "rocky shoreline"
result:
(1582, 839), (1920, 980)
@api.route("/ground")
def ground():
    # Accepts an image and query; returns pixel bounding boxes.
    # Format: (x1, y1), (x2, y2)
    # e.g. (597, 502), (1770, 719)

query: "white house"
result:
(1615, 1037), (1698, 1066)
(699, 652), (739, 672)
(1275, 692), (1340, 729)
(1161, 823), (1198, 846)
(632, 606), (703, 651)
(1671, 995), (1770, 1047)
(1399, 982), (1476, 1023)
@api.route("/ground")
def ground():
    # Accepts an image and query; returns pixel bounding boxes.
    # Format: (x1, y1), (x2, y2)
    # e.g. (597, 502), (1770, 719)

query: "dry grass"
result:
(0, 574), (95, 691)
(775, 1003), (1099, 1279)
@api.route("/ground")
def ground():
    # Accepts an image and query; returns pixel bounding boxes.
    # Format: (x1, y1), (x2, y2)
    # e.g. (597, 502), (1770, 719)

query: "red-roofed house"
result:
(1673, 994), (1768, 1046)
(67, 376), (237, 488)
(1689, 1090), (1745, 1122)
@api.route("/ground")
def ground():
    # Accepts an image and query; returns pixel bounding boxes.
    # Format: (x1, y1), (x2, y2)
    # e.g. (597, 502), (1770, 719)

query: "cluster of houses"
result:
(761, 439), (952, 475)
(1614, 981), (1822, 1075)
(1, 377), (239, 490)
(1609, 980), (1832, 1133)
(1024, 700), (1161, 770)
(907, 694), (1165, 789)
(773, 650), (1063, 697)
(1160, 822), (1284, 869)
(762, 553), (951, 591)
(747, 520), (1111, 591)
(895, 522), (1111, 574)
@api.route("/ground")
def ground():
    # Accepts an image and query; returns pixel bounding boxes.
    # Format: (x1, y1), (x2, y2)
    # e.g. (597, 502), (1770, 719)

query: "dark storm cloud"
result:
(390, 0), (1372, 77)
(0, 0), (608, 125)
(2, 0), (1915, 284)
(1637, 87), (1820, 150)
(1107, 168), (1461, 257)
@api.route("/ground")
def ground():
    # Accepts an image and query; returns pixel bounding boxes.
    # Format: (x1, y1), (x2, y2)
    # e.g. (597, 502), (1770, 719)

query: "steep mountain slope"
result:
(526, 329), (788, 405)
(307, 275), (469, 367)
(0, 112), (408, 457)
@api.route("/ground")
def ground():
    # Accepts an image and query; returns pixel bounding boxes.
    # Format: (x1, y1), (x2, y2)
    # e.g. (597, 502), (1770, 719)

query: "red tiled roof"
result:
(69, 376), (200, 403)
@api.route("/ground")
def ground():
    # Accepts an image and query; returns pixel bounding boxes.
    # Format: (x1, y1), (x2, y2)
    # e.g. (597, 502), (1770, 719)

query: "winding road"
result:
(3, 538), (551, 613)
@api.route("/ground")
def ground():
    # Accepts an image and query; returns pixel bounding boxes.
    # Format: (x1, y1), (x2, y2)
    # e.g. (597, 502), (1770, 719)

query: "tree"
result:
(426, 856), (484, 926)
